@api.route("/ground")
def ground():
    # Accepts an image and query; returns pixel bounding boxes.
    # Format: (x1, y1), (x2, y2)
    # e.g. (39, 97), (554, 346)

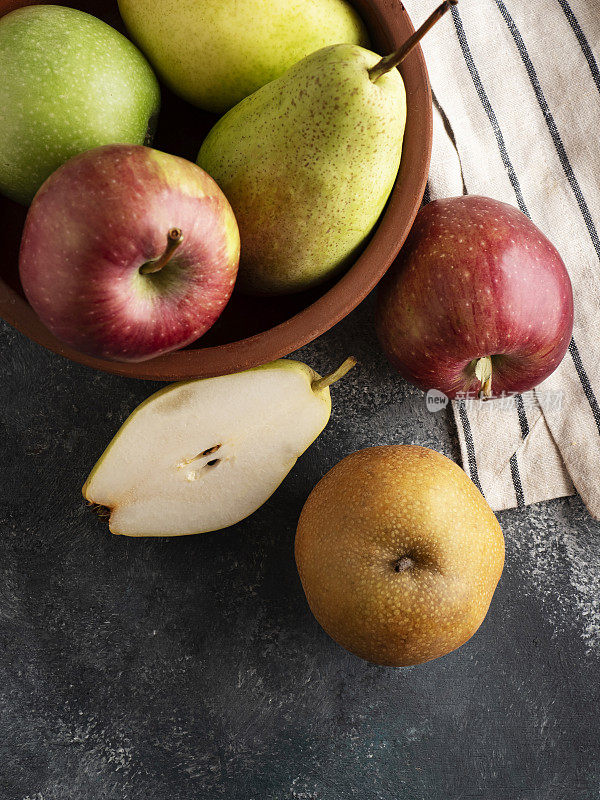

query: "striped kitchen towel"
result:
(401, 0), (600, 516)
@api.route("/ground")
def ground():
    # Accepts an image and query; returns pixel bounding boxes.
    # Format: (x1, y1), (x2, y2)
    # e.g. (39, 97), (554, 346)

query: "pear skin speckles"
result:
(198, 44), (406, 294)
(295, 445), (505, 666)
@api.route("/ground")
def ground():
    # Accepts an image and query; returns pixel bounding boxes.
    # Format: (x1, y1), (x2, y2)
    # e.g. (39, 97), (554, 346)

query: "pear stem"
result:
(368, 0), (458, 83)
(311, 357), (357, 393)
(139, 228), (184, 275)
(474, 356), (493, 399)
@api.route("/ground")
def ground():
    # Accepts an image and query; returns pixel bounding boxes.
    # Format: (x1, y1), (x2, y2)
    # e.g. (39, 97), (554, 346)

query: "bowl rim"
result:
(0, 0), (432, 381)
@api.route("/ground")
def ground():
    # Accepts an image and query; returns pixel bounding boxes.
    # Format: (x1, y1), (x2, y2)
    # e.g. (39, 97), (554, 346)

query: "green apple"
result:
(117, 0), (369, 114)
(83, 357), (356, 536)
(0, 5), (160, 205)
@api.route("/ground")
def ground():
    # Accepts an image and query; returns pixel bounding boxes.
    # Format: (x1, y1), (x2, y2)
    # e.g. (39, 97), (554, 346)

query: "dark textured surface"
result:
(1, 296), (599, 800)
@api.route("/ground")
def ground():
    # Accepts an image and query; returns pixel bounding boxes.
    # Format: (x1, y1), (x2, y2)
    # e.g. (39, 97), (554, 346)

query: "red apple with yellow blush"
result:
(19, 144), (240, 363)
(376, 196), (574, 398)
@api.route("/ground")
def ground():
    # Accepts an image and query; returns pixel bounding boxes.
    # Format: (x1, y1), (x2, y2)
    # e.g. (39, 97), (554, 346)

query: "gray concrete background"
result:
(1, 294), (599, 799)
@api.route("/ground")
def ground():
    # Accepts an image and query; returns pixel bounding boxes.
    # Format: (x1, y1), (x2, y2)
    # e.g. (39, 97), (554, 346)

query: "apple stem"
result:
(368, 0), (458, 83)
(474, 356), (493, 399)
(139, 228), (184, 275)
(311, 357), (357, 393)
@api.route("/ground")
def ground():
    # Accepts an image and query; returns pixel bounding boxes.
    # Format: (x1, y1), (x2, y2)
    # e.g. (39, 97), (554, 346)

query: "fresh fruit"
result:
(295, 445), (505, 666)
(19, 144), (239, 363)
(0, 5), (160, 205)
(83, 357), (356, 536)
(197, 1), (455, 295)
(376, 195), (574, 397)
(197, 42), (404, 295)
(117, 0), (369, 114)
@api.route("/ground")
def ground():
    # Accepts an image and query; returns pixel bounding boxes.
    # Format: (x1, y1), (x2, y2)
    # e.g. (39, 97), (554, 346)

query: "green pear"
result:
(117, 0), (369, 114)
(0, 5), (160, 205)
(83, 358), (356, 537)
(197, 2), (456, 295)
(198, 44), (405, 295)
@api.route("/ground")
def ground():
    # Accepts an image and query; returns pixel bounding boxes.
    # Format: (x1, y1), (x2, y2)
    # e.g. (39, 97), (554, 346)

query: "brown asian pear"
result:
(295, 445), (505, 666)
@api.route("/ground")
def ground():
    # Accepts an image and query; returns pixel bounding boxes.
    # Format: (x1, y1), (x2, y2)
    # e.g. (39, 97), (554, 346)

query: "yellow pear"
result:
(118, 0), (369, 113)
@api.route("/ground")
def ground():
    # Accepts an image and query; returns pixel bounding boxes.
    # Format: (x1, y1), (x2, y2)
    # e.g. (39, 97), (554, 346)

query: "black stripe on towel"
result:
(450, 6), (528, 215)
(456, 399), (484, 493)
(512, 395), (528, 506)
(514, 393), (530, 438)
(557, 0), (600, 94)
(569, 339), (600, 435)
(494, 0), (600, 258)
(422, 182), (431, 206)
(509, 453), (526, 507)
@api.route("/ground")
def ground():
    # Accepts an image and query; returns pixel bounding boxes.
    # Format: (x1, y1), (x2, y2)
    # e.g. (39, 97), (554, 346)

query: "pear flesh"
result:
(197, 44), (406, 295)
(83, 361), (336, 537)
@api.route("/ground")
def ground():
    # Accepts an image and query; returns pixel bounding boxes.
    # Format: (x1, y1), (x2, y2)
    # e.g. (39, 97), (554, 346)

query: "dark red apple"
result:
(19, 144), (240, 362)
(376, 196), (574, 397)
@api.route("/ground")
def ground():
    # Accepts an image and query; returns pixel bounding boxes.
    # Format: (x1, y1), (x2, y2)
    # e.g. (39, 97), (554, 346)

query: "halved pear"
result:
(83, 358), (355, 536)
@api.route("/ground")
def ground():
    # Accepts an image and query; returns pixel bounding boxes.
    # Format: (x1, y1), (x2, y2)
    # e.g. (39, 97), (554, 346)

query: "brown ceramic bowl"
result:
(0, 0), (432, 380)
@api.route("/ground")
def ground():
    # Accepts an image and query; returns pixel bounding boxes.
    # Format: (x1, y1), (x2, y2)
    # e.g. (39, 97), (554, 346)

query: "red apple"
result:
(376, 196), (574, 398)
(19, 144), (240, 362)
